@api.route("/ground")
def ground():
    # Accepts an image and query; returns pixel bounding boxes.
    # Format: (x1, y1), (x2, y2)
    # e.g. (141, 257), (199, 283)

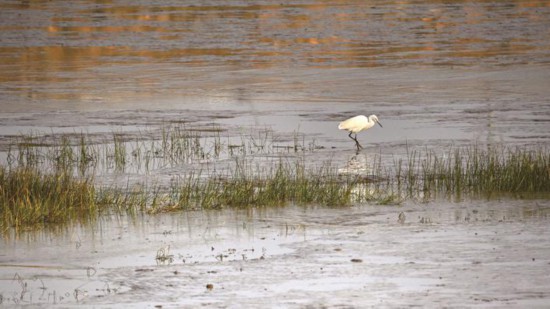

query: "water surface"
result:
(1, 0), (549, 110)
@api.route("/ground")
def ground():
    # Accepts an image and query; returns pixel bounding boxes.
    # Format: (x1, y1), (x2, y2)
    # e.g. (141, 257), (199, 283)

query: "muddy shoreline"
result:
(2, 201), (549, 307)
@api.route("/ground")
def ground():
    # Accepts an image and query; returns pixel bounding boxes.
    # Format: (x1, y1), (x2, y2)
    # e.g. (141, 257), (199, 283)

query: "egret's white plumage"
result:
(338, 114), (382, 150)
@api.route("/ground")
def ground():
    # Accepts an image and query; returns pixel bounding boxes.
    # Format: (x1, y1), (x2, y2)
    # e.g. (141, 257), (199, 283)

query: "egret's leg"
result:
(349, 133), (363, 149)
(347, 131), (363, 150)
(354, 134), (363, 149)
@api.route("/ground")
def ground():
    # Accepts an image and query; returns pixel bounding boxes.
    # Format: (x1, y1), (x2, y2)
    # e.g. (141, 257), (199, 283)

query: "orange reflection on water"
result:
(0, 0), (549, 104)
(47, 25), (180, 34)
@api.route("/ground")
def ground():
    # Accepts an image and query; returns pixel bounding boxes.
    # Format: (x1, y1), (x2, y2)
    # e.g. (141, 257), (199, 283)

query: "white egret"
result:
(338, 114), (382, 150)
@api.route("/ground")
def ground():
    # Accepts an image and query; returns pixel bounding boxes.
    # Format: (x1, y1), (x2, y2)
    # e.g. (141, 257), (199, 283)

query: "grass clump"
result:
(149, 161), (356, 213)
(0, 167), (99, 232)
(222, 161), (354, 207)
(405, 146), (550, 196)
(468, 147), (550, 192)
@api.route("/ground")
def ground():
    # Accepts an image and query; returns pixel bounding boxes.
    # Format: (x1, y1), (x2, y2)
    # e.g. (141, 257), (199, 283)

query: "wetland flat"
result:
(1, 0), (550, 307)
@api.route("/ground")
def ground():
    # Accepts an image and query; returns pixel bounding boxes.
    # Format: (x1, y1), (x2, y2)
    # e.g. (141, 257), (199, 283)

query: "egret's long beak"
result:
(377, 121), (383, 128)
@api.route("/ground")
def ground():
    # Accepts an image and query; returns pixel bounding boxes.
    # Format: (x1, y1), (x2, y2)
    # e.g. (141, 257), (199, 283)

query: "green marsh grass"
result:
(145, 159), (357, 214)
(400, 146), (550, 197)
(1, 126), (549, 233)
(0, 166), (99, 232)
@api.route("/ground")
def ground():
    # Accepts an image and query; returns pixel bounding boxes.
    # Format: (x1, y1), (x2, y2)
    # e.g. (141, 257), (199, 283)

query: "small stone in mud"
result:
(351, 258), (363, 263)
(419, 216), (432, 224)
(206, 283), (214, 290)
(398, 212), (406, 224)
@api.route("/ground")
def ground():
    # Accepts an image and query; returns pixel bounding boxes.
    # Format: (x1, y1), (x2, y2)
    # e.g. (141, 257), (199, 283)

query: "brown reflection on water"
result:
(0, 0), (549, 105)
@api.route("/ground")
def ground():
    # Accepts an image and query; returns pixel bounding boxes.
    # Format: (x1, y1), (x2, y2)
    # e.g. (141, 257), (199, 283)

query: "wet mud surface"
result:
(2, 201), (550, 307)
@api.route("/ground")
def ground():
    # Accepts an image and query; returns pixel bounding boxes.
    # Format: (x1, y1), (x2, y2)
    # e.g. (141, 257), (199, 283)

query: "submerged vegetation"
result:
(0, 126), (549, 233)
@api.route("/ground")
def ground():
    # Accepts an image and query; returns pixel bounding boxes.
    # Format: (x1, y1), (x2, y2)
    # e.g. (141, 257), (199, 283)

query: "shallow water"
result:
(1, 0), (550, 111)
(1, 0), (549, 156)
(1, 0), (550, 307)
